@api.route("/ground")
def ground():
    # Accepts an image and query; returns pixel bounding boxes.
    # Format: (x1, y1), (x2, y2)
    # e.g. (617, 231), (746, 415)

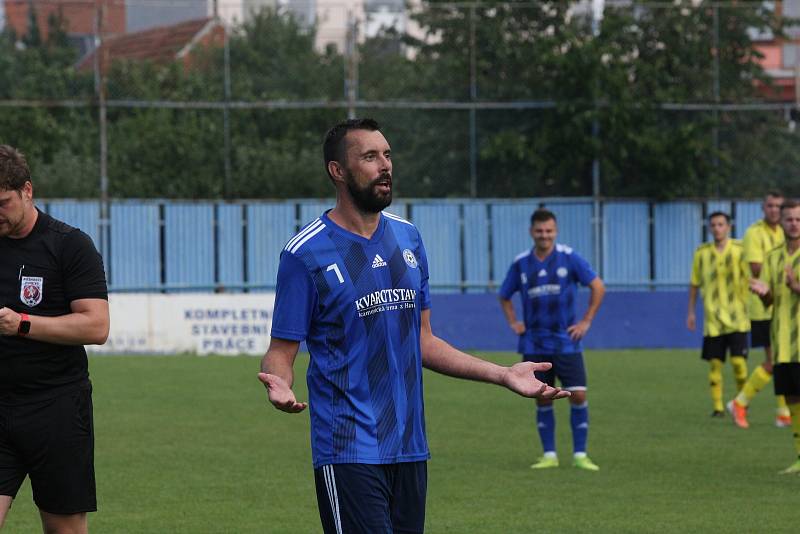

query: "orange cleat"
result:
(776, 414), (793, 428)
(726, 399), (749, 429)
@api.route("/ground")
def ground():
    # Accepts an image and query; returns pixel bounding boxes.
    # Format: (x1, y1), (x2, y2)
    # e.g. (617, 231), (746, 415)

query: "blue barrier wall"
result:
(40, 197), (770, 292)
(430, 291), (705, 351)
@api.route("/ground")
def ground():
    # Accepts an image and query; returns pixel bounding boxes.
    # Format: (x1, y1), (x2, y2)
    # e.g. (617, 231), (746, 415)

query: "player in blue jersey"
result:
(499, 208), (606, 471)
(258, 118), (570, 534)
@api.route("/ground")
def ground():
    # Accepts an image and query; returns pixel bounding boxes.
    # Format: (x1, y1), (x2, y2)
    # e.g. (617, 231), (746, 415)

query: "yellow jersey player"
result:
(749, 199), (800, 473)
(688, 212), (750, 416)
(728, 191), (792, 429)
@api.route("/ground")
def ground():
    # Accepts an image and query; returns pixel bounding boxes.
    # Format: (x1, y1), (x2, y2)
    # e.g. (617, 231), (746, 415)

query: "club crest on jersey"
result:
(557, 267), (568, 278)
(403, 249), (418, 269)
(20, 276), (43, 307)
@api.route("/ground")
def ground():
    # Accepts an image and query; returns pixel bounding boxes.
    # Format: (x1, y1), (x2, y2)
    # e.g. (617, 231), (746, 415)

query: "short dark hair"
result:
(323, 118), (381, 179)
(708, 211), (730, 223)
(781, 199), (800, 211)
(766, 190), (784, 199)
(0, 145), (31, 191)
(530, 208), (556, 226)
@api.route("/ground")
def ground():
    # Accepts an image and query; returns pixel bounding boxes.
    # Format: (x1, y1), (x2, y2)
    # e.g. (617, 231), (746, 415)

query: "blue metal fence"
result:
(39, 197), (771, 292)
(602, 201), (650, 287)
(164, 203), (215, 290)
(109, 202), (161, 289)
(653, 202), (702, 286)
(246, 203), (296, 292)
(216, 204), (245, 290)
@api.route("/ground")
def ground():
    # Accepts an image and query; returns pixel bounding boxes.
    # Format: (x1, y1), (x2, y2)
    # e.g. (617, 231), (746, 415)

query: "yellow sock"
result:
(730, 356), (748, 392)
(709, 359), (723, 412)
(735, 365), (771, 407)
(789, 403), (800, 457)
(777, 395), (791, 418)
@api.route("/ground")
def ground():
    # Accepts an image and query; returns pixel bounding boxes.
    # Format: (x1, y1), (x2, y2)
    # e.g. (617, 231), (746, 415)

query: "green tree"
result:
(0, 10), (96, 197)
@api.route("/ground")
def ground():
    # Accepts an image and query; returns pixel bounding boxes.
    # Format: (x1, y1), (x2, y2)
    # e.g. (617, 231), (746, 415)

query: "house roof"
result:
(77, 17), (224, 71)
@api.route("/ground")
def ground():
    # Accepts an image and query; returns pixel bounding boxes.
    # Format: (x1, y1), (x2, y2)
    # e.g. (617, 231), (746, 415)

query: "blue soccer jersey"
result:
(499, 244), (597, 355)
(271, 210), (432, 468)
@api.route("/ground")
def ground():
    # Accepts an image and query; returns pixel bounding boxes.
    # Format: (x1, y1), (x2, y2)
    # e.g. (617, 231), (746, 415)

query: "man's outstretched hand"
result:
(502, 361), (571, 399)
(258, 372), (308, 413)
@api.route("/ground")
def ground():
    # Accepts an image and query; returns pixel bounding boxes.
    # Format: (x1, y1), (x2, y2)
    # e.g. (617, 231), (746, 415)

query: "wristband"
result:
(17, 313), (31, 336)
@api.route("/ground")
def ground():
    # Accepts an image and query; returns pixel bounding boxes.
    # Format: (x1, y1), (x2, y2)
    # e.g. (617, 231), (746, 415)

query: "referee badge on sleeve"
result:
(20, 276), (44, 307)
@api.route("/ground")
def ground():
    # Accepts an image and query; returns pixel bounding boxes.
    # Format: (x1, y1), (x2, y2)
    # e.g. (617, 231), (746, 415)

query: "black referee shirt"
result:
(0, 209), (108, 404)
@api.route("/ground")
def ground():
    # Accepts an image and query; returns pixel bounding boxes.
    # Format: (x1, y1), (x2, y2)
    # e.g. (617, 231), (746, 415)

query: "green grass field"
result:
(3, 350), (797, 533)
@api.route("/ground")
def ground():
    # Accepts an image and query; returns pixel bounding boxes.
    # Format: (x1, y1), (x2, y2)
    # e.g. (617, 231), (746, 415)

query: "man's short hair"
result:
(323, 118), (381, 179)
(781, 199), (800, 211)
(530, 208), (557, 226)
(766, 190), (784, 199)
(0, 145), (31, 191)
(708, 211), (731, 223)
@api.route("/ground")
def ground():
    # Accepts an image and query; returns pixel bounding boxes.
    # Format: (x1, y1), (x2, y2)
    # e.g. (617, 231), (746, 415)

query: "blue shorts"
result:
(314, 461), (427, 534)
(524, 353), (587, 392)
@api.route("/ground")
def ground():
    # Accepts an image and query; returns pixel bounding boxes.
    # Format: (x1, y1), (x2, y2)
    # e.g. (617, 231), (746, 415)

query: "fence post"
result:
(469, 4), (477, 198)
(95, 1), (111, 280)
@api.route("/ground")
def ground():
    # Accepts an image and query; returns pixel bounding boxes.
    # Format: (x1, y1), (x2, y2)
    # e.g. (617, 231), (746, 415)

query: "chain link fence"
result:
(2, 0), (800, 201)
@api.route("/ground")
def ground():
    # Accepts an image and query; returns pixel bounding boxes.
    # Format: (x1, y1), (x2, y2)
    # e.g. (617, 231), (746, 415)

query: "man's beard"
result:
(345, 172), (393, 214)
(0, 215), (22, 237)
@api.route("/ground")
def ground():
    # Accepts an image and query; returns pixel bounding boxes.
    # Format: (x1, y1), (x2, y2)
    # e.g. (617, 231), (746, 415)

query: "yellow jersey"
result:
(763, 245), (800, 363)
(690, 239), (750, 337)
(743, 220), (784, 321)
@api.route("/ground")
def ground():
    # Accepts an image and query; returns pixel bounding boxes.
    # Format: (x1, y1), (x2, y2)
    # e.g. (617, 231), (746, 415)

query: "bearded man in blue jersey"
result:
(499, 209), (606, 471)
(258, 118), (570, 534)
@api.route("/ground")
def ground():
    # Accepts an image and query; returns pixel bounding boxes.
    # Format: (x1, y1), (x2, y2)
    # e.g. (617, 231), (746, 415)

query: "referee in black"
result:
(0, 145), (109, 533)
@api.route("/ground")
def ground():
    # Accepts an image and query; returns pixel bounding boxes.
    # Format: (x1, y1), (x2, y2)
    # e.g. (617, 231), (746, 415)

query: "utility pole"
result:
(95, 0), (110, 267)
(469, 4), (478, 198)
(345, 11), (359, 120)
(591, 0), (603, 273)
(712, 4), (720, 197)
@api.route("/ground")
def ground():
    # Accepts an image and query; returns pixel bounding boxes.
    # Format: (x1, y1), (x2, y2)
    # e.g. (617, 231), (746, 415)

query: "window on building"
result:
(785, 0), (800, 38)
(784, 43), (799, 69)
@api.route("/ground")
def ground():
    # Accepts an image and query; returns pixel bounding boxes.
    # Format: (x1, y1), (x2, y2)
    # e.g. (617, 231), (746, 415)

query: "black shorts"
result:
(701, 332), (749, 361)
(774, 363), (800, 396)
(0, 385), (96, 514)
(314, 461), (427, 534)
(750, 320), (771, 348)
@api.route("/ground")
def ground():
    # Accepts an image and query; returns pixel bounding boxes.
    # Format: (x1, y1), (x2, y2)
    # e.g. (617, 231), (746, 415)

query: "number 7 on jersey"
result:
(327, 263), (344, 284)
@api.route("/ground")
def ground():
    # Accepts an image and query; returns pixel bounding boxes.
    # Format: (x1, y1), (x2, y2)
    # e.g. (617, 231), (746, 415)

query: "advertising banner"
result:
(91, 293), (275, 355)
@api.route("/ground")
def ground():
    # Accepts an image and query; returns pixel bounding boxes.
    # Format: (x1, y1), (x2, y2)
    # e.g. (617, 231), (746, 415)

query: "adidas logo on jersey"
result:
(538, 269), (547, 277)
(372, 254), (387, 268)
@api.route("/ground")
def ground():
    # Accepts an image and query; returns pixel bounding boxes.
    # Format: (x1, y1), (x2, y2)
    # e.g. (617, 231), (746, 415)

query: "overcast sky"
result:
(126, 0), (208, 33)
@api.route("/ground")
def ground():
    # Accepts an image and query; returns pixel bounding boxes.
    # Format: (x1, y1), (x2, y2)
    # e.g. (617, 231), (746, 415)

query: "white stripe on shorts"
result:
(323, 465), (343, 534)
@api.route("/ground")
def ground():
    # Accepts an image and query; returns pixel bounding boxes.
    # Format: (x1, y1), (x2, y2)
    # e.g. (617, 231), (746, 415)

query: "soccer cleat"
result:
(779, 460), (800, 475)
(572, 455), (599, 471)
(775, 414), (792, 428)
(530, 456), (559, 469)
(726, 400), (749, 429)
(710, 410), (725, 418)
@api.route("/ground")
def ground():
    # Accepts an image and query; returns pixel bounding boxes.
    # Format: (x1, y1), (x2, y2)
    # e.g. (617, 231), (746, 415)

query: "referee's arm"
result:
(0, 298), (109, 345)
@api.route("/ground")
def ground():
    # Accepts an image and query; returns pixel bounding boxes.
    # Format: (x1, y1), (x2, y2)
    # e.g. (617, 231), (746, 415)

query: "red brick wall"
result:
(4, 0), (125, 39)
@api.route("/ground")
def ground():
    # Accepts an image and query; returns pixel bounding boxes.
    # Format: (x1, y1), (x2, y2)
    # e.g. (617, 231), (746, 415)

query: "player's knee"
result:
(569, 390), (586, 404)
(40, 512), (88, 534)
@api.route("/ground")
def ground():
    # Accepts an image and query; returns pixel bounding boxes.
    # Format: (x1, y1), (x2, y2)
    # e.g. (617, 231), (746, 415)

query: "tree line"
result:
(1, 2), (799, 200)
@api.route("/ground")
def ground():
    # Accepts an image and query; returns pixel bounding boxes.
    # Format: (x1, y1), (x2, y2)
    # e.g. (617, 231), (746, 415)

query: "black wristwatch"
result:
(17, 313), (31, 336)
